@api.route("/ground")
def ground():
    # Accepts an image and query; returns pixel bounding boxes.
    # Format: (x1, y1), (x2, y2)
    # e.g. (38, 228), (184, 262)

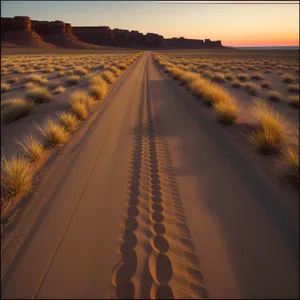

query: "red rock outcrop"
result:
(1, 15), (224, 49)
(72, 26), (116, 46)
(1, 16), (31, 31)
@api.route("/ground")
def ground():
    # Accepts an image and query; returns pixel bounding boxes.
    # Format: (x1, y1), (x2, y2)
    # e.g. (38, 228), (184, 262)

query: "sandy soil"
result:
(1, 52), (299, 299)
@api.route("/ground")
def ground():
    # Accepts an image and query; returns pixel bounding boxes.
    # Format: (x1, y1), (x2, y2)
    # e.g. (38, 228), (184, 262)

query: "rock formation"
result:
(1, 15), (224, 49)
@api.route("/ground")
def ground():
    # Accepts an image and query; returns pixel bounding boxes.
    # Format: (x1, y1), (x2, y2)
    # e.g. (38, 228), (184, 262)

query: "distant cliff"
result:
(1, 16), (224, 49)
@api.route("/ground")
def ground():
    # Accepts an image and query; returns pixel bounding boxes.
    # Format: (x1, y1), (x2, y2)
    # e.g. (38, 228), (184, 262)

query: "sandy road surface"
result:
(1, 52), (299, 299)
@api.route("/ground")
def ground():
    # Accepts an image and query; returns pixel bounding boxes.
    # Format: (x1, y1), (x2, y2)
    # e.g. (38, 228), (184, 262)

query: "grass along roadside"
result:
(1, 53), (143, 213)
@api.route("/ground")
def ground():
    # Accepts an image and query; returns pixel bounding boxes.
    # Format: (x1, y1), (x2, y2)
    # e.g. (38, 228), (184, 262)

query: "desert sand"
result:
(1, 52), (299, 299)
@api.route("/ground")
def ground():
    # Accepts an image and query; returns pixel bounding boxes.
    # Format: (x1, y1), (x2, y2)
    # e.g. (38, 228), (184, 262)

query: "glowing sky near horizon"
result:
(1, 1), (299, 47)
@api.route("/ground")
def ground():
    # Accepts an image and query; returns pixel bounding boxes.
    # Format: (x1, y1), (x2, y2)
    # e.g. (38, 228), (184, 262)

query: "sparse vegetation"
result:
(244, 82), (260, 95)
(281, 73), (296, 84)
(1, 83), (10, 93)
(25, 86), (52, 104)
(287, 84), (299, 93)
(57, 111), (79, 131)
(213, 101), (238, 125)
(2, 97), (34, 123)
(249, 99), (291, 154)
(53, 86), (66, 94)
(1, 154), (34, 200)
(260, 81), (271, 89)
(251, 73), (264, 80)
(66, 75), (80, 85)
(15, 134), (44, 161)
(36, 117), (69, 146)
(102, 71), (115, 84)
(267, 90), (282, 102)
(288, 95), (299, 108)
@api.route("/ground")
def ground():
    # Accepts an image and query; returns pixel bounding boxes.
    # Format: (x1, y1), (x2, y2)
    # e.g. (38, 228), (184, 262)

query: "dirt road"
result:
(1, 52), (299, 299)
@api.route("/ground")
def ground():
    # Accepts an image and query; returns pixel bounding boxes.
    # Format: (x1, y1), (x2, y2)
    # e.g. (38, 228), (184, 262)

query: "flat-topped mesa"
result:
(164, 36), (222, 49)
(145, 33), (164, 47)
(72, 26), (116, 45)
(1, 16), (32, 32)
(31, 20), (69, 34)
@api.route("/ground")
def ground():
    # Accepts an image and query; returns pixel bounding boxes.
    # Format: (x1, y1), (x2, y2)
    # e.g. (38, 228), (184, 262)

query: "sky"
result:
(1, 1), (299, 47)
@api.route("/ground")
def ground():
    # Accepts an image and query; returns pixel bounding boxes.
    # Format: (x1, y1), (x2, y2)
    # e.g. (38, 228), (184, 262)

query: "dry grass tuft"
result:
(267, 90), (282, 102)
(231, 80), (243, 88)
(15, 134), (44, 161)
(244, 82), (260, 95)
(53, 86), (66, 94)
(117, 63), (127, 70)
(89, 84), (107, 101)
(57, 111), (79, 131)
(260, 81), (271, 89)
(1, 154), (34, 200)
(25, 86), (51, 104)
(1, 83), (10, 93)
(25, 74), (48, 85)
(279, 144), (299, 185)
(212, 72), (226, 83)
(288, 95), (299, 109)
(2, 97), (34, 123)
(213, 100), (238, 125)
(57, 71), (65, 77)
(6, 76), (20, 84)
(287, 84), (299, 93)
(249, 99), (291, 154)
(66, 75), (80, 85)
(36, 117), (69, 146)
(236, 73), (249, 82)
(73, 67), (88, 76)
(102, 71), (115, 84)
(70, 90), (93, 119)
(251, 73), (265, 80)
(281, 73), (296, 84)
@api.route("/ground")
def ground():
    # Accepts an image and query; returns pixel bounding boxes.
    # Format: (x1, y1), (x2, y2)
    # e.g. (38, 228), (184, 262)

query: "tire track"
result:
(113, 53), (208, 299)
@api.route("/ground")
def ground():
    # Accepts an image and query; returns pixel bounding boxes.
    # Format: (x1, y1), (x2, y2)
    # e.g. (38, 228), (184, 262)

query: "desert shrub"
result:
(251, 72), (265, 80)
(57, 111), (79, 131)
(281, 73), (296, 83)
(287, 84), (299, 93)
(70, 90), (93, 119)
(249, 99), (291, 154)
(213, 100), (238, 125)
(260, 81), (271, 89)
(279, 144), (299, 184)
(267, 90), (282, 102)
(236, 73), (249, 81)
(6, 76), (20, 84)
(288, 95), (299, 108)
(117, 63), (127, 70)
(244, 82), (260, 95)
(57, 71), (65, 77)
(24, 74), (48, 85)
(225, 74), (234, 81)
(36, 117), (69, 146)
(66, 75), (80, 85)
(109, 66), (121, 76)
(89, 75), (106, 86)
(102, 71), (115, 84)
(2, 97), (34, 123)
(89, 84), (107, 101)
(1, 154), (34, 200)
(53, 86), (66, 94)
(73, 67), (88, 76)
(15, 134), (44, 161)
(231, 80), (243, 88)
(1, 83), (10, 93)
(211, 72), (226, 83)
(25, 86), (51, 104)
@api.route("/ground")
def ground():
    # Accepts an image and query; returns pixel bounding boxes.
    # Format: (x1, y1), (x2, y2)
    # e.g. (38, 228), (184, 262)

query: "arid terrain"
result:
(1, 47), (299, 299)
